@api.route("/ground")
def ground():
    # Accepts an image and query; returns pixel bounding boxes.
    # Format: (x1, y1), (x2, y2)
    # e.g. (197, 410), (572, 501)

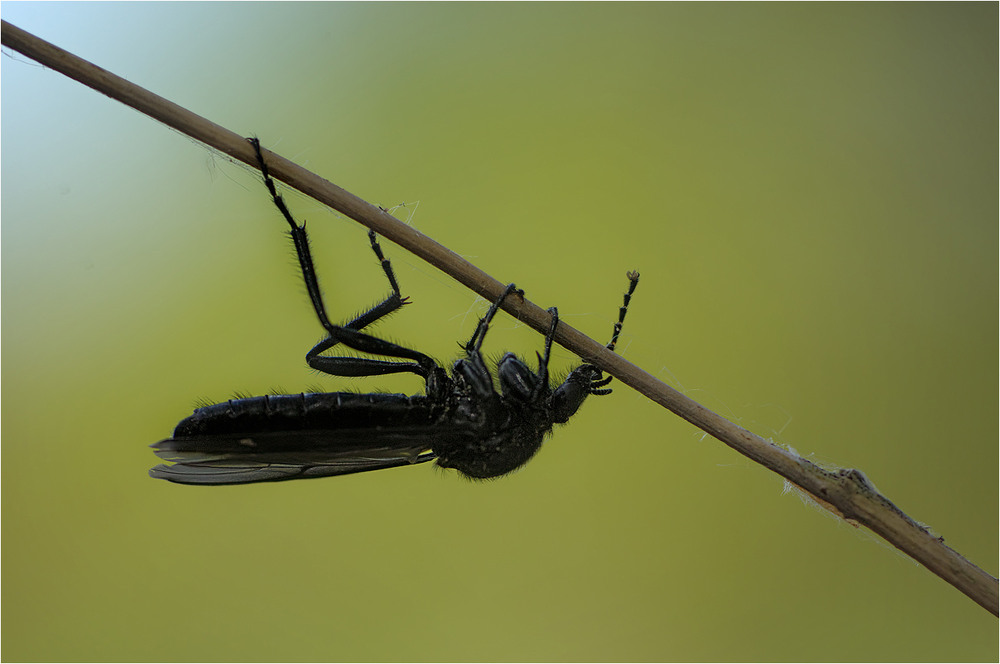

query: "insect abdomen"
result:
(174, 392), (433, 437)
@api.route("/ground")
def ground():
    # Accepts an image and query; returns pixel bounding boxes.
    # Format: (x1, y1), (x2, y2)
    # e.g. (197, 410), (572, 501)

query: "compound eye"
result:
(498, 353), (538, 402)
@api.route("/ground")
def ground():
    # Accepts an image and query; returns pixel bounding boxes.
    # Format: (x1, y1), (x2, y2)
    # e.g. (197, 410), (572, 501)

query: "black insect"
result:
(149, 138), (639, 485)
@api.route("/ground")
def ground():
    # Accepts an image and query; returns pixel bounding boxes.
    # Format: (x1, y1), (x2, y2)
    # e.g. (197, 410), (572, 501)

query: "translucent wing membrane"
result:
(150, 435), (437, 485)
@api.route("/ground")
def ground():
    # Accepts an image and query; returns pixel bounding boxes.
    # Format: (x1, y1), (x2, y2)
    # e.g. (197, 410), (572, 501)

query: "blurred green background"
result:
(2, 2), (996, 661)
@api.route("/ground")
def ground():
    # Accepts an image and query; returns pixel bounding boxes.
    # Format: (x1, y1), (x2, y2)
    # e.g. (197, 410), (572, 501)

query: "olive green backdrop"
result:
(2, 3), (996, 661)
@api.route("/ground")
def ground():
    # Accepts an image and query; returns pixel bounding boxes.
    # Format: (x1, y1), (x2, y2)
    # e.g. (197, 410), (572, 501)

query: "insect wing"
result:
(150, 427), (441, 485)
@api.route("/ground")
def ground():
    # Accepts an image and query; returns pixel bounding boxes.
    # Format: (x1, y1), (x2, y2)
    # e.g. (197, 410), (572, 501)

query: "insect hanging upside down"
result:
(149, 138), (639, 485)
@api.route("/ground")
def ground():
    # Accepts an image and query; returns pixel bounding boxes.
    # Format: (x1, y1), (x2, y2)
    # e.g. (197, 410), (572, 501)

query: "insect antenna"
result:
(590, 270), (640, 395)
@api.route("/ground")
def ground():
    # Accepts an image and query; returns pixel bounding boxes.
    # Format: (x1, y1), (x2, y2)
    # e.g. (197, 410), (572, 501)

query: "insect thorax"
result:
(433, 397), (554, 479)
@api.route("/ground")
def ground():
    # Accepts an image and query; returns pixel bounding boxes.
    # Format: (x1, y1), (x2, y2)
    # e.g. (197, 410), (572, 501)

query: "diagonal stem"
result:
(3, 19), (995, 616)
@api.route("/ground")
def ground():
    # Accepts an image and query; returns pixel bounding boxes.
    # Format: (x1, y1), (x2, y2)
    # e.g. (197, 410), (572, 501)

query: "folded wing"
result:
(150, 428), (439, 485)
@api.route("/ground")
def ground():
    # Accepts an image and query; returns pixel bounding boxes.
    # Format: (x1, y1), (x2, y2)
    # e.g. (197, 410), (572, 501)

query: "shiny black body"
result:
(149, 138), (638, 485)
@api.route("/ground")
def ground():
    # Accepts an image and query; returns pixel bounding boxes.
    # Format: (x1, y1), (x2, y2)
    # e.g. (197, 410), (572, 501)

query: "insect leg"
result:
(327, 229), (409, 333)
(533, 307), (559, 397)
(307, 327), (438, 378)
(249, 137), (438, 379)
(464, 283), (521, 353)
(249, 138), (337, 330)
(448, 284), (521, 399)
